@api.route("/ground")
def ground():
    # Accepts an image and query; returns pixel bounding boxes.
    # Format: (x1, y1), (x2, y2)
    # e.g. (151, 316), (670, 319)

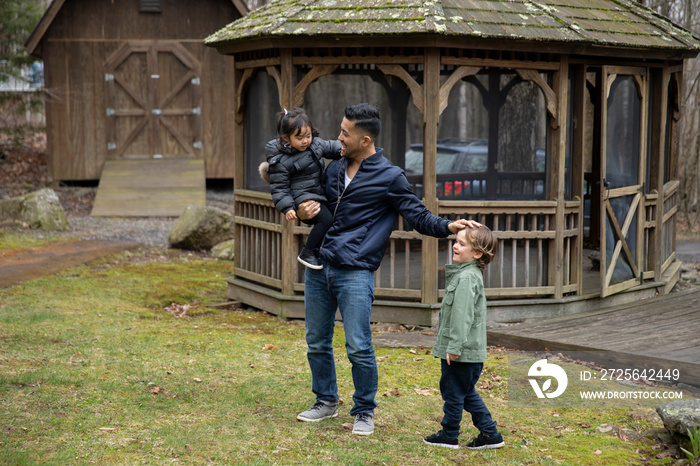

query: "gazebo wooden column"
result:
(552, 57), (570, 299)
(279, 49), (296, 296)
(421, 48), (440, 304)
(571, 63), (587, 297)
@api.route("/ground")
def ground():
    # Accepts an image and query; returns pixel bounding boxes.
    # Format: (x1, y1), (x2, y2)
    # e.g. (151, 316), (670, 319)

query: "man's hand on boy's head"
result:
(448, 219), (482, 234)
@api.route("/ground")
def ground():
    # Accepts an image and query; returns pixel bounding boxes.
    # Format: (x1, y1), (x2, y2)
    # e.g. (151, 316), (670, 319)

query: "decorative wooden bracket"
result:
(377, 64), (424, 115)
(266, 65), (284, 109)
(516, 68), (559, 129)
(439, 66), (482, 116)
(293, 65), (339, 108)
(234, 68), (255, 124)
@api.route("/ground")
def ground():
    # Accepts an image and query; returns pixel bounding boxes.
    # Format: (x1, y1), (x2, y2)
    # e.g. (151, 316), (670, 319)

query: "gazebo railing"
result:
(233, 188), (581, 300)
(438, 200), (580, 298)
(234, 189), (284, 288)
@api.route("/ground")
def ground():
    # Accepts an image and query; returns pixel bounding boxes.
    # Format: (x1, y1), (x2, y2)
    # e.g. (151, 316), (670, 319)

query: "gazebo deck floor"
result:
(486, 287), (700, 388)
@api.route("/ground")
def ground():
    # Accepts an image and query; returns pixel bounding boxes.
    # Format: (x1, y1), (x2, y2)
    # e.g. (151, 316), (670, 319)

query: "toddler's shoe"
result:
(298, 248), (323, 270)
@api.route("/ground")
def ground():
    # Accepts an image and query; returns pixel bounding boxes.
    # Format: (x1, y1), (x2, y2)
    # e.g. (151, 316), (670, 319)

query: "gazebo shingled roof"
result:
(205, 0), (700, 55)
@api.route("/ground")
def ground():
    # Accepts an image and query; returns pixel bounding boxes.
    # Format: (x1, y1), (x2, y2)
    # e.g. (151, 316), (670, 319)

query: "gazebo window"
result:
(245, 69), (278, 192)
(429, 69), (550, 201)
(497, 75), (549, 199)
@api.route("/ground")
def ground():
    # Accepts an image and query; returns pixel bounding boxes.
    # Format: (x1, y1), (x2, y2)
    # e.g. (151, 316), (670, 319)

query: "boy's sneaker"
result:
(464, 432), (505, 450)
(296, 401), (338, 422)
(423, 430), (459, 449)
(352, 413), (374, 435)
(298, 248), (323, 270)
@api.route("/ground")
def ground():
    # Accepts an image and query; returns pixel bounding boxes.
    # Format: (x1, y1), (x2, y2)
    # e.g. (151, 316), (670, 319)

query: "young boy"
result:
(423, 225), (504, 450)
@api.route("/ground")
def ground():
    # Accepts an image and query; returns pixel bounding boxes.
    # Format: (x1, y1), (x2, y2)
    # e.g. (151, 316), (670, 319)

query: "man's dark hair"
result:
(344, 103), (381, 140)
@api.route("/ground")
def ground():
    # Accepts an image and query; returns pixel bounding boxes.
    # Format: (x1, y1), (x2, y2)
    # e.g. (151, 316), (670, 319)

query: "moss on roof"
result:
(204, 0), (700, 52)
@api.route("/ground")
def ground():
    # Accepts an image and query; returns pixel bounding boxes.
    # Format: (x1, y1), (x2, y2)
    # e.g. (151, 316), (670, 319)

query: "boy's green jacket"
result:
(432, 260), (487, 363)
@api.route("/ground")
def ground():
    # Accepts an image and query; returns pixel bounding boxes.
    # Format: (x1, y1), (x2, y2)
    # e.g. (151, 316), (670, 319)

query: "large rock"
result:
(211, 239), (235, 261)
(169, 205), (234, 251)
(656, 399), (700, 437)
(0, 188), (69, 230)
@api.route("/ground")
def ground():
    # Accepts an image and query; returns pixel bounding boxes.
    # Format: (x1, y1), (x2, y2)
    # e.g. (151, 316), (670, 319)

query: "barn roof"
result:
(204, 0), (700, 56)
(25, 0), (250, 57)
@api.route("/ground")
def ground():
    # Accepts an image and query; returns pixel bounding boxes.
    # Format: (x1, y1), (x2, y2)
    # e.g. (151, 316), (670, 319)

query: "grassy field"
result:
(0, 236), (693, 465)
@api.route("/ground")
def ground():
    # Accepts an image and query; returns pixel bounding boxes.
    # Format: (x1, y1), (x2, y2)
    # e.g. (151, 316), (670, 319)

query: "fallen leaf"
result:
(193, 378), (202, 383)
(481, 380), (493, 389)
(262, 344), (277, 351)
(342, 422), (354, 430)
(593, 449), (602, 455)
(164, 303), (191, 317)
(99, 427), (116, 431)
(412, 358), (424, 361)
(409, 349), (417, 354)
(384, 388), (400, 397)
(414, 388), (432, 396)
(150, 386), (164, 394)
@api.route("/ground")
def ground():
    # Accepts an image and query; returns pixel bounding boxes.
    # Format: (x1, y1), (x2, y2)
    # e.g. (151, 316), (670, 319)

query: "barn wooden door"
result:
(599, 67), (647, 297)
(104, 41), (202, 159)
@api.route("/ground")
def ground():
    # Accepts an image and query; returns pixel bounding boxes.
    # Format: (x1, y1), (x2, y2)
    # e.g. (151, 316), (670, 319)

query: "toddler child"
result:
(262, 108), (341, 269)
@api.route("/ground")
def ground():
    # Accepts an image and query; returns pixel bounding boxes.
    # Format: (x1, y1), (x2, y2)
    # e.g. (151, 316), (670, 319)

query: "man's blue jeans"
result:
(304, 262), (378, 416)
(440, 360), (499, 439)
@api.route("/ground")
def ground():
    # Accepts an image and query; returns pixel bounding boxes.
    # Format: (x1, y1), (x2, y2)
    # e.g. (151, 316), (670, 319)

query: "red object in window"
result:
(444, 181), (453, 197)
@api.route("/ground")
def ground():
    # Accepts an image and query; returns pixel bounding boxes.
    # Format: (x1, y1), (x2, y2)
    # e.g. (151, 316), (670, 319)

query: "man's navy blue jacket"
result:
(320, 148), (452, 271)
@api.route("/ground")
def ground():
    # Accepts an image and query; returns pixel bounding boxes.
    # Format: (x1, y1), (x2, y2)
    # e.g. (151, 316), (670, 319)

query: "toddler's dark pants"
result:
(301, 202), (333, 251)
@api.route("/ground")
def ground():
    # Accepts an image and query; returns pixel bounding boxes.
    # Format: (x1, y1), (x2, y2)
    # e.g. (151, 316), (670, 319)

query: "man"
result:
(296, 103), (477, 436)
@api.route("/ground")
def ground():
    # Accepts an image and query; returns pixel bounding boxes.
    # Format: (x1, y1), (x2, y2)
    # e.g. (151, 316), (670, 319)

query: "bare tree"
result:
(642, 0), (700, 229)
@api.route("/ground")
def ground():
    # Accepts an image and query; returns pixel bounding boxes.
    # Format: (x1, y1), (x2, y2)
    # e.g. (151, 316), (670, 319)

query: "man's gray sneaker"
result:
(352, 412), (374, 435)
(296, 402), (338, 422)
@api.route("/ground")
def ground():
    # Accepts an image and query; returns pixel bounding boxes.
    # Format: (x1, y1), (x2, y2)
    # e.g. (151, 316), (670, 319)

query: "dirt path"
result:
(0, 240), (137, 288)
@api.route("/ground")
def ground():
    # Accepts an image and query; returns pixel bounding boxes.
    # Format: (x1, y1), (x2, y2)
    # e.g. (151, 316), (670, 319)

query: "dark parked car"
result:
(404, 138), (545, 199)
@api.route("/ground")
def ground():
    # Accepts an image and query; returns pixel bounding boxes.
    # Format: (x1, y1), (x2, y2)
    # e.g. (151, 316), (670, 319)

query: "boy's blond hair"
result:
(466, 225), (498, 269)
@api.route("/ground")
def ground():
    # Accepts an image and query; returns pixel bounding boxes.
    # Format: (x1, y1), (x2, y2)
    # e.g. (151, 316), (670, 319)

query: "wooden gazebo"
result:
(205, 0), (700, 325)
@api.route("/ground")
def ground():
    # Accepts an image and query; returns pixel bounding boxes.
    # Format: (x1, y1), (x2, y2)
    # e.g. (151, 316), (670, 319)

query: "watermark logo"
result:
(528, 359), (568, 399)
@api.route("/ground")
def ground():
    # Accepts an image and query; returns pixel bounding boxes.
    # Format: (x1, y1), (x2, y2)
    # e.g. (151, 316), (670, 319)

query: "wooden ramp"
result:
(91, 159), (205, 217)
(487, 288), (700, 387)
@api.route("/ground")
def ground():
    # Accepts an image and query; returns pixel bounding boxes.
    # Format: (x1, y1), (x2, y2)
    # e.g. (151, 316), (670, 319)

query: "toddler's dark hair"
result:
(276, 107), (318, 144)
(467, 225), (498, 269)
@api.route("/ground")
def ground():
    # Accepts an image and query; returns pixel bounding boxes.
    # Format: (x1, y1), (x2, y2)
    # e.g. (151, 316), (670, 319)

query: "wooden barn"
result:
(205, 0), (700, 325)
(25, 0), (248, 216)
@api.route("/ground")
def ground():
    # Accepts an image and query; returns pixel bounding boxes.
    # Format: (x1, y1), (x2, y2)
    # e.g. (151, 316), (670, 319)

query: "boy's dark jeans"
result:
(439, 359), (499, 439)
